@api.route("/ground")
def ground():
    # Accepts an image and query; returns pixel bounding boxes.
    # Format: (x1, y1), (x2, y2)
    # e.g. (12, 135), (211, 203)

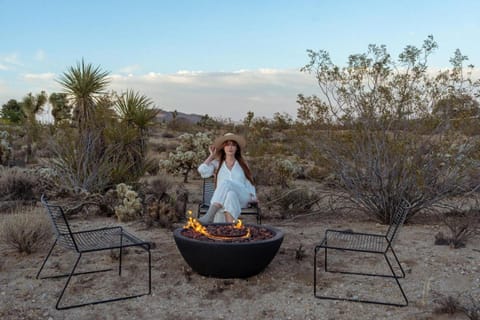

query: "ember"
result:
(181, 224), (274, 243)
(182, 211), (274, 242)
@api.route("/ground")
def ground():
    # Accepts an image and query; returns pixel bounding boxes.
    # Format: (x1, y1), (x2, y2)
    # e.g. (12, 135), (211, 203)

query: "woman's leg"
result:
(211, 180), (250, 208)
(199, 202), (222, 224)
(223, 190), (242, 222)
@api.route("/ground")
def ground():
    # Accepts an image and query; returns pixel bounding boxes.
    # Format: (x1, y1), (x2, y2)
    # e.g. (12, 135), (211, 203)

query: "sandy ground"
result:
(1, 180), (479, 320)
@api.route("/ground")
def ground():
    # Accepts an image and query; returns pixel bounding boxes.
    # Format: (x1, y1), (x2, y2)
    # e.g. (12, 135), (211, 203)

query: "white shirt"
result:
(198, 159), (256, 198)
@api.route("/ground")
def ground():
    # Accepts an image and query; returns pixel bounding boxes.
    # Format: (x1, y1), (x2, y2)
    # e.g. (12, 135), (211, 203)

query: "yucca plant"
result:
(57, 59), (110, 133)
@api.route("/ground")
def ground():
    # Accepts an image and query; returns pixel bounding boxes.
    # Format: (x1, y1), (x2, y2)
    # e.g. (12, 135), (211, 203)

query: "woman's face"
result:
(223, 140), (238, 156)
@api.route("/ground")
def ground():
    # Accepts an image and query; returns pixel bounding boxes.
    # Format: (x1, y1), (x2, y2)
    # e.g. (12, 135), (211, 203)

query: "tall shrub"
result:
(300, 36), (480, 223)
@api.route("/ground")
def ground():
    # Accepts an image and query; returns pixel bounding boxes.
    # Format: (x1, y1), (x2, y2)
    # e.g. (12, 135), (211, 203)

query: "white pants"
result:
(210, 180), (250, 220)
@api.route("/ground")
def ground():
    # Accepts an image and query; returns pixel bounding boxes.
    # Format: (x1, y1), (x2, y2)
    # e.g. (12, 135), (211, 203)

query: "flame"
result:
(184, 210), (251, 240)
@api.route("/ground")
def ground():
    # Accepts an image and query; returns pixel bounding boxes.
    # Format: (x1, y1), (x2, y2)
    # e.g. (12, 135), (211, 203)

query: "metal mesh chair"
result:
(37, 195), (152, 310)
(197, 177), (261, 224)
(313, 203), (410, 306)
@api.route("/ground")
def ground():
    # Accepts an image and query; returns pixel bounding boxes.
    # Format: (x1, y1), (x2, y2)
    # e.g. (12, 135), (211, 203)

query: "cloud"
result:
(23, 73), (56, 81)
(118, 64), (141, 74)
(1, 53), (22, 66)
(108, 68), (319, 120)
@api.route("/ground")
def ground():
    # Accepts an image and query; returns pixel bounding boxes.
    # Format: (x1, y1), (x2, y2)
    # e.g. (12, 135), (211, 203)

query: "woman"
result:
(197, 133), (256, 224)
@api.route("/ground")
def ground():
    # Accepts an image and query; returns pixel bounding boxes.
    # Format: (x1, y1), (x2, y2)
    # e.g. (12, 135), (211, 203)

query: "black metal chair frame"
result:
(314, 204), (410, 307)
(197, 177), (262, 224)
(37, 195), (152, 310)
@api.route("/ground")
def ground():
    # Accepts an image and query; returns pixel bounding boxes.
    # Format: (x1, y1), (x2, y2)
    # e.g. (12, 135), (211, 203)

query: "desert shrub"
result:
(141, 176), (187, 228)
(434, 208), (479, 248)
(434, 293), (480, 320)
(268, 186), (320, 218)
(0, 206), (52, 254)
(434, 294), (462, 315)
(159, 132), (211, 182)
(114, 183), (142, 222)
(0, 130), (12, 165)
(302, 164), (330, 181)
(300, 36), (480, 224)
(250, 156), (302, 187)
(0, 167), (37, 201)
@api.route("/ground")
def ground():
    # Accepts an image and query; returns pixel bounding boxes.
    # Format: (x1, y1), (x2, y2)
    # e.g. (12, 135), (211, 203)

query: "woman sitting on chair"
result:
(197, 133), (257, 224)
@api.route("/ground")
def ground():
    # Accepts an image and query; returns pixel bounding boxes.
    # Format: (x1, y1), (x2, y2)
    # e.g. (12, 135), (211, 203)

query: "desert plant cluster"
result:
(1, 36), (479, 317)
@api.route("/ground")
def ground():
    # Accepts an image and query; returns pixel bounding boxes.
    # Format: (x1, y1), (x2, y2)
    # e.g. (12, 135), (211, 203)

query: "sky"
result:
(1, 0), (479, 121)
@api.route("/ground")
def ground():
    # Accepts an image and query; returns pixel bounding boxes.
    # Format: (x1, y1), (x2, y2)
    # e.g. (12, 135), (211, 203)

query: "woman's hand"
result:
(208, 145), (216, 157)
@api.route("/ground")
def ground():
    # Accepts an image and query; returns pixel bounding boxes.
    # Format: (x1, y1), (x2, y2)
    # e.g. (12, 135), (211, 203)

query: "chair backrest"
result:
(40, 195), (78, 251)
(201, 177), (215, 206)
(385, 202), (410, 245)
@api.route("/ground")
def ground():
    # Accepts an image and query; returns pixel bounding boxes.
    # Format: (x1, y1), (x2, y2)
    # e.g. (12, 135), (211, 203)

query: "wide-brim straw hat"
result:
(213, 132), (246, 150)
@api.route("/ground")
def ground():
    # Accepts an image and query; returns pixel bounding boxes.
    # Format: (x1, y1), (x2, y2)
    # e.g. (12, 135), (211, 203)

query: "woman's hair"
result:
(215, 141), (254, 185)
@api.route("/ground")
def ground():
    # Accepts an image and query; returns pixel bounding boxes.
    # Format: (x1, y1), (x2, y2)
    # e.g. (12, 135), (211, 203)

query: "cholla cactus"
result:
(115, 183), (142, 221)
(159, 132), (211, 182)
(0, 131), (12, 166)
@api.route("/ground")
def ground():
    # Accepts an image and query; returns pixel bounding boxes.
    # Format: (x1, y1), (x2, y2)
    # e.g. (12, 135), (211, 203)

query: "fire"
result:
(184, 210), (251, 240)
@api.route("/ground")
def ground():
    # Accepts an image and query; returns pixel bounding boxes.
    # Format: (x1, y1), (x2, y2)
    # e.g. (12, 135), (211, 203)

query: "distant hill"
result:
(155, 110), (204, 124)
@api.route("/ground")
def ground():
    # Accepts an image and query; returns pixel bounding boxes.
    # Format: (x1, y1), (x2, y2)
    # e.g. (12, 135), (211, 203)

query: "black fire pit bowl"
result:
(173, 223), (284, 278)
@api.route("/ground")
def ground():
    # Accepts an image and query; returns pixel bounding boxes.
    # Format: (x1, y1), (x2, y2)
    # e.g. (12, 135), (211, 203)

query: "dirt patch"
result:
(1, 186), (479, 319)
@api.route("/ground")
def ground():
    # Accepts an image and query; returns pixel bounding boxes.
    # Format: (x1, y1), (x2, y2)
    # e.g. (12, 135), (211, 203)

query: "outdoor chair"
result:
(197, 177), (262, 224)
(313, 203), (410, 307)
(37, 194), (152, 310)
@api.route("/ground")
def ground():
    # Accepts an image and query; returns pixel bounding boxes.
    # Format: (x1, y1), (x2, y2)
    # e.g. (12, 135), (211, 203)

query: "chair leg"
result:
(37, 240), (112, 280)
(384, 253), (408, 306)
(313, 246), (318, 296)
(55, 246), (152, 310)
(147, 246), (152, 294)
(36, 239), (58, 279)
(313, 246), (408, 307)
(56, 253), (82, 310)
(388, 247), (406, 278)
(119, 233), (124, 276)
(324, 246), (328, 272)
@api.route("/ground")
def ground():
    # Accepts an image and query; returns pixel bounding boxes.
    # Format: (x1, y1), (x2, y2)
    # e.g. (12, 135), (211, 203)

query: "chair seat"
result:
(198, 203), (259, 215)
(70, 227), (147, 252)
(320, 230), (388, 253)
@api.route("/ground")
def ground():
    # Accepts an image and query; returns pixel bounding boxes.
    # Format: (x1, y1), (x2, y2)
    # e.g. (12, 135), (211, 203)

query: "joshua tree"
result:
(21, 91), (47, 162)
(49, 92), (72, 124)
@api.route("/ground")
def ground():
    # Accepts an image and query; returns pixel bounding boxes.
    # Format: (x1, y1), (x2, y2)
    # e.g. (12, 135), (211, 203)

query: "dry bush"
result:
(0, 167), (38, 201)
(434, 208), (479, 248)
(433, 293), (480, 320)
(141, 176), (187, 228)
(434, 294), (462, 315)
(0, 206), (52, 254)
(267, 186), (321, 218)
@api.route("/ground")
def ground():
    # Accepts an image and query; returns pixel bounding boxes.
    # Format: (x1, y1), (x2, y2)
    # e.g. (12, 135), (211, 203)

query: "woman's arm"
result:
(197, 145), (218, 178)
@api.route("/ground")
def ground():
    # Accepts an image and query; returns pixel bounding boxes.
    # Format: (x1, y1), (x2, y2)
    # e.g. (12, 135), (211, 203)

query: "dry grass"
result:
(0, 167), (38, 201)
(0, 205), (52, 254)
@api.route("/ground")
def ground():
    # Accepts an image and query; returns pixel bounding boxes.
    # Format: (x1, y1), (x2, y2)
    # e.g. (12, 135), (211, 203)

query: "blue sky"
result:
(1, 0), (479, 120)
